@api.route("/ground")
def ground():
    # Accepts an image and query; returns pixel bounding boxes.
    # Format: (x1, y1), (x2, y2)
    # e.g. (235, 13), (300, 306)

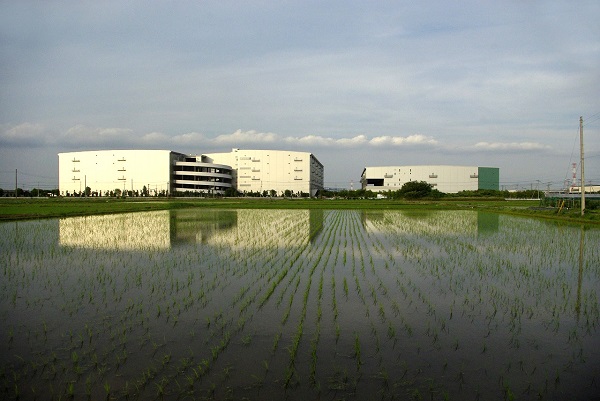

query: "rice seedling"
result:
(1, 209), (599, 401)
(353, 332), (362, 371)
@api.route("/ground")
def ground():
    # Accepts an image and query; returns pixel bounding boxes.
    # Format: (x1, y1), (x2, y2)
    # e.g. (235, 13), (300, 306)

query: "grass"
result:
(2, 196), (598, 224)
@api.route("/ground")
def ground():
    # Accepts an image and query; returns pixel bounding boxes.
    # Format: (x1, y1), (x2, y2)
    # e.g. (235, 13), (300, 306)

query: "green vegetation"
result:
(1, 209), (599, 400)
(1, 195), (599, 224)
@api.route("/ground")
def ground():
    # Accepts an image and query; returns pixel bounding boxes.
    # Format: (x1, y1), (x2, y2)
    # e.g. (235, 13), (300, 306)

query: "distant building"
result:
(173, 155), (234, 194)
(203, 149), (324, 196)
(361, 165), (499, 193)
(58, 148), (323, 197)
(58, 150), (187, 196)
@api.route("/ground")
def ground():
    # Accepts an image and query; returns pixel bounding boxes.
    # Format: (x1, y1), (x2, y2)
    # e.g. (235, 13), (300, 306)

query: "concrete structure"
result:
(58, 150), (234, 196)
(173, 155), (233, 194)
(58, 150), (184, 196)
(203, 149), (324, 196)
(58, 148), (323, 197)
(361, 165), (499, 194)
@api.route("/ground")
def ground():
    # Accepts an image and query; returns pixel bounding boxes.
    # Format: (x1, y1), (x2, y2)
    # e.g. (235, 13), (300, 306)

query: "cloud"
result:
(1, 123), (444, 151)
(213, 129), (279, 144)
(369, 134), (438, 147)
(140, 131), (171, 145)
(285, 135), (335, 147)
(472, 141), (551, 151)
(61, 125), (135, 147)
(168, 132), (209, 146)
(281, 133), (437, 148)
(0, 123), (51, 147)
(337, 135), (369, 146)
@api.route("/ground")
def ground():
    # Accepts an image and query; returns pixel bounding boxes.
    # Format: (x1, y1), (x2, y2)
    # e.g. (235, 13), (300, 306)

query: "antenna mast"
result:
(580, 116), (585, 216)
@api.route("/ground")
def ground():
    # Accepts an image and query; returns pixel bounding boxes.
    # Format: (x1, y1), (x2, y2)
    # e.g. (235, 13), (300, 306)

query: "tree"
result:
(85, 186), (91, 197)
(224, 187), (239, 197)
(114, 188), (122, 197)
(398, 181), (432, 199)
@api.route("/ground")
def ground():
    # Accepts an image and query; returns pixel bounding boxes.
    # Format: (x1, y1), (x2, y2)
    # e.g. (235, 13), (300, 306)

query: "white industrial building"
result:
(203, 149), (324, 196)
(58, 149), (323, 197)
(361, 165), (499, 194)
(58, 150), (184, 196)
(173, 155), (233, 194)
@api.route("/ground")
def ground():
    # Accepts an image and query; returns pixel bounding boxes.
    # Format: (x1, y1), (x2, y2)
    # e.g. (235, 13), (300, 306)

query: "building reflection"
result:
(59, 209), (323, 250)
(59, 211), (172, 250)
(361, 210), (498, 236)
(169, 209), (237, 245)
(477, 212), (499, 235)
(171, 209), (323, 249)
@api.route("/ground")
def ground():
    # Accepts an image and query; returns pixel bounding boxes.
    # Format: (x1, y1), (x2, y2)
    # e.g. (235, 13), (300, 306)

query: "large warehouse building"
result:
(58, 149), (324, 197)
(203, 149), (324, 196)
(361, 165), (499, 193)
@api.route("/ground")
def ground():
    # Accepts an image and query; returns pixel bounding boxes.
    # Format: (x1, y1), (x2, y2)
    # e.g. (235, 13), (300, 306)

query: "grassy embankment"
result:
(0, 197), (598, 225)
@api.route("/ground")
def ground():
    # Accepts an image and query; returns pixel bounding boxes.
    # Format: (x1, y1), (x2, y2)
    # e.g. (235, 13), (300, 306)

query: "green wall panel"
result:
(478, 167), (499, 190)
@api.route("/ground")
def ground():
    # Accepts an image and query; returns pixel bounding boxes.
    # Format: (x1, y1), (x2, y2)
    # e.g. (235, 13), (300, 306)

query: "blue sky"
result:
(1, 0), (599, 190)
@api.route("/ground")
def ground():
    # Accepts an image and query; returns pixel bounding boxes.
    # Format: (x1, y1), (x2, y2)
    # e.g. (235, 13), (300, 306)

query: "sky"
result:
(1, 0), (599, 191)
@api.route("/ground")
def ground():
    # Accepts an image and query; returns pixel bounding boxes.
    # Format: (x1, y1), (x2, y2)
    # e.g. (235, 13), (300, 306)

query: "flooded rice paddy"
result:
(1, 209), (599, 400)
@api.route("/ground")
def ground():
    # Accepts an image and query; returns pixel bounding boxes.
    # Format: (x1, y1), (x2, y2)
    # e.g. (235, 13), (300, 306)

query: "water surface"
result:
(1, 209), (599, 400)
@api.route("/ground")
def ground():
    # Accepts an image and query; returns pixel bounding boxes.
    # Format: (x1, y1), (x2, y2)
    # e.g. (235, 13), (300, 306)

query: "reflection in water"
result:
(185, 209), (323, 249)
(170, 209), (237, 245)
(362, 210), (499, 236)
(2, 210), (600, 401)
(59, 211), (172, 250)
(59, 208), (324, 250)
(477, 211), (499, 235)
(576, 224), (584, 319)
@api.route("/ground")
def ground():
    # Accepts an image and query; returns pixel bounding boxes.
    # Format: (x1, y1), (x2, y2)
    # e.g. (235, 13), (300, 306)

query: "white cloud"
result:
(282, 133), (437, 149)
(213, 129), (279, 144)
(285, 135), (335, 147)
(472, 141), (551, 151)
(61, 125), (135, 147)
(369, 134), (438, 147)
(0, 123), (50, 147)
(140, 131), (171, 145)
(169, 132), (208, 146)
(337, 135), (369, 146)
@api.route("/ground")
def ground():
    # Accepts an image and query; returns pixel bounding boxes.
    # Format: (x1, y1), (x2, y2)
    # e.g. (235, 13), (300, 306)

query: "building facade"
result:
(203, 149), (324, 196)
(361, 165), (499, 194)
(58, 150), (184, 196)
(58, 149), (323, 197)
(173, 155), (233, 194)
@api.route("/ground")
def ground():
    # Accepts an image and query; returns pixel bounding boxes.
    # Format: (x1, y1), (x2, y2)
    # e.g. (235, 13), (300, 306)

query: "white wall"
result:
(362, 165), (480, 193)
(204, 149), (323, 195)
(58, 150), (176, 195)
(59, 148), (324, 197)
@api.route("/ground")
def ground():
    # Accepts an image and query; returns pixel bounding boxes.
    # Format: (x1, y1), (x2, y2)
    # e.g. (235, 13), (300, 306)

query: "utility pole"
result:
(15, 169), (17, 198)
(580, 116), (585, 216)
